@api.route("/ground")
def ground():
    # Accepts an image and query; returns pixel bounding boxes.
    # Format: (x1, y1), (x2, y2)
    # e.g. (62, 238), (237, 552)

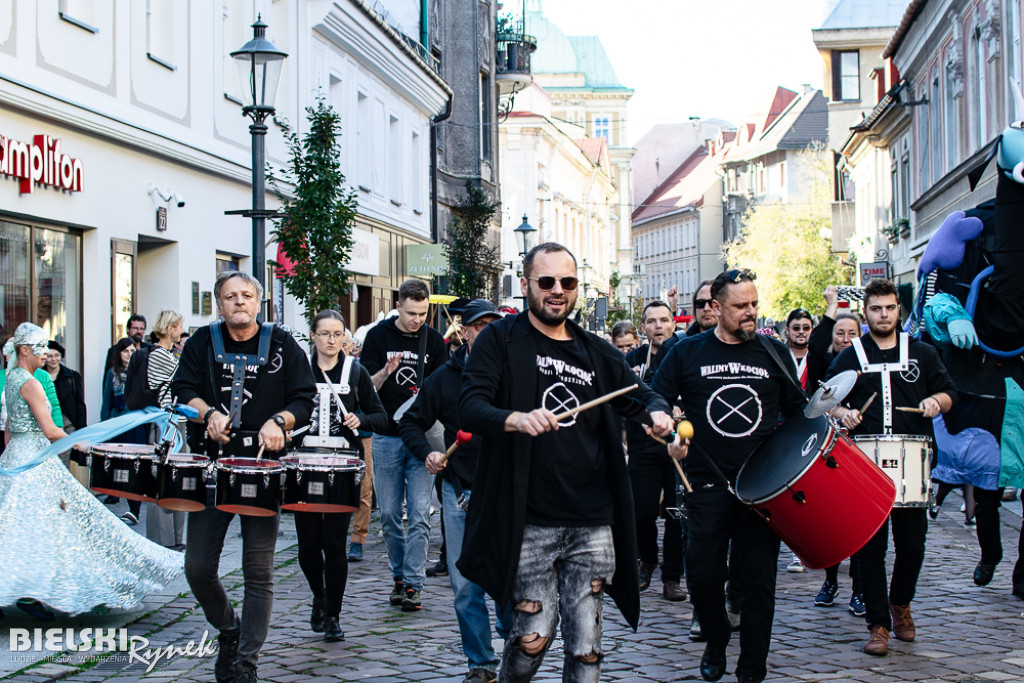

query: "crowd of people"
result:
(2, 245), (1023, 683)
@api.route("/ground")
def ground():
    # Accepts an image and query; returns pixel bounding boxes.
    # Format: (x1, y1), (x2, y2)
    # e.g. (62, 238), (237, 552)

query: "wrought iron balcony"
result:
(495, 14), (536, 82)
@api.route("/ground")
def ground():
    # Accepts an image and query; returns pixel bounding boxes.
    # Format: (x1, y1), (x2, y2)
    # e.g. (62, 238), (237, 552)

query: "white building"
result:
(0, 0), (449, 418)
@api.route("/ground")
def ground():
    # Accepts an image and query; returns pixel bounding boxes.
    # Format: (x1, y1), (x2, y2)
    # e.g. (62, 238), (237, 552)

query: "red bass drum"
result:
(735, 414), (896, 569)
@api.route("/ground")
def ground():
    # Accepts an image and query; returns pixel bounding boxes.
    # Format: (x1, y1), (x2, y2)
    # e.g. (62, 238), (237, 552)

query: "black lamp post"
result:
(513, 214), (537, 310)
(230, 15), (287, 302)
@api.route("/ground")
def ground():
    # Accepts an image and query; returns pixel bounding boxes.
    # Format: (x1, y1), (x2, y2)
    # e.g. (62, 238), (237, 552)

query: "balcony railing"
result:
(496, 14), (536, 77)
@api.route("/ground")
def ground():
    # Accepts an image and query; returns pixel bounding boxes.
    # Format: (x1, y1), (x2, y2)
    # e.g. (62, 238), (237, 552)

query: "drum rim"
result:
(215, 457), (285, 472)
(163, 454), (211, 465)
(281, 454), (363, 470)
(89, 445), (158, 458)
(852, 434), (933, 443)
(736, 423), (840, 505)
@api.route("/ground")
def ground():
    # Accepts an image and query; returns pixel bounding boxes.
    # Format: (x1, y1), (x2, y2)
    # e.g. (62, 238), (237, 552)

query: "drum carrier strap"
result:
(210, 321), (275, 430)
(309, 356), (355, 449)
(851, 334), (909, 435)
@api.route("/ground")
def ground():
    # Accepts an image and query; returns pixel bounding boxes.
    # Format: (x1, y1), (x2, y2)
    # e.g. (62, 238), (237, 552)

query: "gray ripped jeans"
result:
(499, 524), (615, 683)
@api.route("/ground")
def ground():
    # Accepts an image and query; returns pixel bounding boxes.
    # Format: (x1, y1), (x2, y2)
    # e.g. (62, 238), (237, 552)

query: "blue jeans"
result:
(499, 524), (615, 683)
(372, 435), (434, 590)
(443, 480), (512, 671)
(184, 506), (279, 671)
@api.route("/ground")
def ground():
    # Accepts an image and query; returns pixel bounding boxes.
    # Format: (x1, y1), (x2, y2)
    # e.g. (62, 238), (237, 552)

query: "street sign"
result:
(860, 261), (889, 285)
(406, 244), (448, 277)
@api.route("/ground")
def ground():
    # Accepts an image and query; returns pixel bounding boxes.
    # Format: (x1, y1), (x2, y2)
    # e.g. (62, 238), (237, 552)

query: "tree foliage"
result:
(269, 97), (359, 325)
(445, 181), (501, 299)
(722, 149), (853, 320)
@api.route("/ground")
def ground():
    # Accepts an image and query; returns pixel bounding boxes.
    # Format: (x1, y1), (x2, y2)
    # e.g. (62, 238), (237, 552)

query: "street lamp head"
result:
(513, 213), (537, 256)
(231, 14), (288, 121)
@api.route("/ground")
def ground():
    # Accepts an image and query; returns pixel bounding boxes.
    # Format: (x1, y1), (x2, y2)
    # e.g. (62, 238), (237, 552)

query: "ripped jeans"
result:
(499, 524), (615, 683)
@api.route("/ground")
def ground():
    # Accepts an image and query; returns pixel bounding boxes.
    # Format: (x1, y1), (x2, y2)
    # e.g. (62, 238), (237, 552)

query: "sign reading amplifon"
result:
(0, 134), (84, 193)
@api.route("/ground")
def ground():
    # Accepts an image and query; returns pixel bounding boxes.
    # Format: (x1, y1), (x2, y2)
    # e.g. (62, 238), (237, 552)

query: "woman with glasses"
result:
(296, 310), (387, 642)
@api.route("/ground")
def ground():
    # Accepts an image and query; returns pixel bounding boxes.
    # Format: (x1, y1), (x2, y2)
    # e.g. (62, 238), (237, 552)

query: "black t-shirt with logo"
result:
(527, 327), (612, 527)
(651, 332), (807, 484)
(826, 335), (956, 439)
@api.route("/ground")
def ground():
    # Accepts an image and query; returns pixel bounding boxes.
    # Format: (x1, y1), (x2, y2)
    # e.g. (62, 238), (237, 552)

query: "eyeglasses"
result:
(527, 276), (579, 291)
(314, 332), (346, 340)
(695, 298), (714, 308)
(725, 269), (756, 282)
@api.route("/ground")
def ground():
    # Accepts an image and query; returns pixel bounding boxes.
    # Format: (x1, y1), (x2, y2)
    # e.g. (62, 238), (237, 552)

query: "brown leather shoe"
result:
(638, 561), (656, 591)
(889, 602), (915, 641)
(663, 580), (687, 601)
(863, 625), (890, 656)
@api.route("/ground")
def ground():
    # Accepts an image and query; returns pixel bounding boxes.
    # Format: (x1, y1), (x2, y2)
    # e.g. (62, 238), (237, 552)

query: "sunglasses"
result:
(527, 276), (579, 291)
(695, 298), (714, 308)
(725, 268), (757, 282)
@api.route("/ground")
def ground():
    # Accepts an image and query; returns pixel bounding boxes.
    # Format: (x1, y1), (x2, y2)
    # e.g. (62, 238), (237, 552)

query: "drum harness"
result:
(210, 321), (275, 457)
(850, 334), (910, 436)
(309, 356), (356, 450)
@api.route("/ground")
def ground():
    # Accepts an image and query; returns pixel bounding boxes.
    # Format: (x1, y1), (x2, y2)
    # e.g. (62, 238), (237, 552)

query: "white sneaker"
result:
(787, 556), (805, 573)
(120, 511), (139, 526)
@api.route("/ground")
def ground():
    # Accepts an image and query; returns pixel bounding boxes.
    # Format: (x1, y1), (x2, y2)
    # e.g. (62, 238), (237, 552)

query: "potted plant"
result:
(880, 223), (899, 245)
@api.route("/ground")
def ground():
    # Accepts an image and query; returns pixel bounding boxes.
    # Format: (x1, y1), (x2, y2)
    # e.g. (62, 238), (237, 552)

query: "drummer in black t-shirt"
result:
(827, 278), (956, 657)
(458, 242), (673, 682)
(650, 269), (806, 683)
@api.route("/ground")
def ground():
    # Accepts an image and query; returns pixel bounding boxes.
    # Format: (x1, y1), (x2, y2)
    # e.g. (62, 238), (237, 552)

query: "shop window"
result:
(111, 239), (137, 343)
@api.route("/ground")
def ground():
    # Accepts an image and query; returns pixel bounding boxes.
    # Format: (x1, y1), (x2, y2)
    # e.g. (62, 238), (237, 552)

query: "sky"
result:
(535, 0), (833, 145)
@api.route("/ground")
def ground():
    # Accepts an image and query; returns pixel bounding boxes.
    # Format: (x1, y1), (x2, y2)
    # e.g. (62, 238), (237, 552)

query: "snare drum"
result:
(281, 449), (364, 513)
(156, 454), (211, 512)
(214, 458), (284, 517)
(853, 435), (933, 507)
(736, 414), (896, 569)
(88, 444), (159, 502)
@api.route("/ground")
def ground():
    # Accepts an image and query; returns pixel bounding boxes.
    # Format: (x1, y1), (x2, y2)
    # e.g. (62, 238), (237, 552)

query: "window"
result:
(944, 58), (958, 170)
(480, 72), (493, 162)
(146, 0), (175, 69)
(410, 131), (422, 212)
(917, 82), (930, 192)
(356, 92), (371, 191)
(832, 50), (860, 101)
(59, 0), (98, 33)
(930, 72), (942, 184)
(389, 115), (402, 205)
(593, 116), (610, 142)
(215, 254), (240, 273)
(973, 26), (989, 148)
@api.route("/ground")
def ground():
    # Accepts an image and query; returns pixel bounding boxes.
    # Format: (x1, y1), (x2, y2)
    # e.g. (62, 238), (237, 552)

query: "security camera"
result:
(172, 193), (186, 208)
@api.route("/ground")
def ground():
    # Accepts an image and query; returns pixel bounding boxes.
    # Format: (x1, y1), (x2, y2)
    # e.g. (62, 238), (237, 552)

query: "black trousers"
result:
(973, 487), (1004, 565)
(855, 507), (926, 631)
(1014, 509), (1024, 589)
(628, 449), (683, 582)
(824, 556), (862, 593)
(686, 487), (780, 682)
(294, 511), (354, 617)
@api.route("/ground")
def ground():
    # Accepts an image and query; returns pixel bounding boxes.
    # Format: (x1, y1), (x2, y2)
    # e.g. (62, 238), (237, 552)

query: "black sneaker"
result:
(215, 628), (240, 683)
(426, 559), (449, 577)
(310, 597), (327, 632)
(401, 587), (422, 612)
(814, 579), (839, 606)
(234, 665), (257, 683)
(389, 579), (405, 606)
(848, 593), (866, 617)
(324, 616), (345, 642)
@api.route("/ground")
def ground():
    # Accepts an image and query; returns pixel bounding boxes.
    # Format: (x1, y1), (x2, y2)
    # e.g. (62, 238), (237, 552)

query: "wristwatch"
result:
(271, 414), (288, 436)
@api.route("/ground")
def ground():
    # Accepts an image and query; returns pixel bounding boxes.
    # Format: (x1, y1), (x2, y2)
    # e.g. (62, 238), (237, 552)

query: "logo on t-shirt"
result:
(706, 383), (764, 438)
(900, 359), (920, 383)
(542, 382), (580, 427)
(394, 366), (418, 387)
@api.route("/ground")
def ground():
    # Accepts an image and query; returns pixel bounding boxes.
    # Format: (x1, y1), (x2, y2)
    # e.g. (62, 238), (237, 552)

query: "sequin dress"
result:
(0, 367), (183, 614)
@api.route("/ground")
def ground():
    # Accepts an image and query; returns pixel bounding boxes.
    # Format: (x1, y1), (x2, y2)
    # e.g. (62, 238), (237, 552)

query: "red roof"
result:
(574, 137), (608, 166)
(762, 87), (798, 131)
(631, 146), (715, 223)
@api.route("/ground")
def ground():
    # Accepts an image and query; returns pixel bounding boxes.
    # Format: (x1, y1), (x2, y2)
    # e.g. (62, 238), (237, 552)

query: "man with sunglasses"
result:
(400, 299), (510, 683)
(687, 280), (720, 336)
(651, 269), (806, 683)
(458, 242), (674, 682)
(624, 301), (686, 602)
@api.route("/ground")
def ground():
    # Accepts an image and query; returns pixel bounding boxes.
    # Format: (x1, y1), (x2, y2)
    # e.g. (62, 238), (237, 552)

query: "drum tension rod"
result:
(792, 490), (807, 504)
(825, 456), (838, 469)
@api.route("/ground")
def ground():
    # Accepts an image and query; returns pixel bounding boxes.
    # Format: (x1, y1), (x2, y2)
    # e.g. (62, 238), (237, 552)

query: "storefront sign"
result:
(859, 261), (889, 285)
(345, 227), (380, 276)
(0, 134), (84, 193)
(406, 244), (448, 277)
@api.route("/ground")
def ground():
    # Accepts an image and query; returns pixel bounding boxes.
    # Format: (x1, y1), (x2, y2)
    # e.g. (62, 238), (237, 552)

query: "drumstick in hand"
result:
(552, 385), (637, 422)
(440, 430), (473, 465)
(255, 444), (266, 462)
(895, 406), (925, 414)
(859, 392), (877, 414)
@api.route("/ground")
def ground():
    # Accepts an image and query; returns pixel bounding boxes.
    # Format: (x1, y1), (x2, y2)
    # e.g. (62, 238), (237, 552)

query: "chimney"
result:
(802, 83), (814, 94)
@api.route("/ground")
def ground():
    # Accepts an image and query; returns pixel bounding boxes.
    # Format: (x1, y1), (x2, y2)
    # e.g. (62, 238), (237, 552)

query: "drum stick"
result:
(255, 444), (266, 462)
(552, 385), (638, 422)
(895, 406), (925, 414)
(323, 378), (350, 417)
(440, 430), (473, 465)
(671, 456), (693, 494)
(859, 392), (877, 414)
(642, 341), (654, 378)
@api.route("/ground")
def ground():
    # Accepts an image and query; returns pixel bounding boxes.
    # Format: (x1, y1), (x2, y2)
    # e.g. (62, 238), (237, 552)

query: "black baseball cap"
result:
(461, 299), (501, 324)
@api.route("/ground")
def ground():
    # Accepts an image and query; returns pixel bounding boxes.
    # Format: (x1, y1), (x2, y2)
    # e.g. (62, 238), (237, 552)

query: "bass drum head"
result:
(736, 414), (833, 503)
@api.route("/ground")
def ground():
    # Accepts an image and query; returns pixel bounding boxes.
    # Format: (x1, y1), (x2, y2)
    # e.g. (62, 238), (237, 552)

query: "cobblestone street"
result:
(4, 492), (1022, 682)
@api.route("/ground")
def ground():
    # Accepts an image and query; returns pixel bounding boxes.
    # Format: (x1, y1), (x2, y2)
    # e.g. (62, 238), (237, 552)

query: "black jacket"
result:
(624, 334), (681, 456)
(172, 323), (316, 458)
(52, 365), (87, 430)
(456, 313), (671, 629)
(399, 345), (478, 489)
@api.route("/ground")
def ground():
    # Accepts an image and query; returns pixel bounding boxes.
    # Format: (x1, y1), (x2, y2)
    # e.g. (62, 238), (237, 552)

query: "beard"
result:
(736, 328), (757, 342)
(527, 286), (576, 326)
(788, 338), (809, 350)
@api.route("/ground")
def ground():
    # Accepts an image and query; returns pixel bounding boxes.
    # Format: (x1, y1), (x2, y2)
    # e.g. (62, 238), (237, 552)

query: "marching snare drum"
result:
(281, 449), (364, 513)
(853, 435), (933, 507)
(214, 458), (284, 517)
(87, 443), (159, 502)
(736, 414), (896, 569)
(156, 453), (211, 512)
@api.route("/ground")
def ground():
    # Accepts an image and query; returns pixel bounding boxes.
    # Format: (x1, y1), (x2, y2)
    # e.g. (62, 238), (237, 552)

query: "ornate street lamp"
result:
(230, 14), (287, 302)
(513, 214), (537, 310)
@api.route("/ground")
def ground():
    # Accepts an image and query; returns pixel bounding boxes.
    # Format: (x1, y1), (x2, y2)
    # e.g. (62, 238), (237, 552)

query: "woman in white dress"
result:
(0, 322), (183, 617)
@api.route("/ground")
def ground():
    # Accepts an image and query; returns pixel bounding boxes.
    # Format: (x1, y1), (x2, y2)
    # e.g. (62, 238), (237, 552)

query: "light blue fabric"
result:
(932, 415), (1001, 490)
(1000, 378), (1024, 488)
(923, 293), (974, 348)
(948, 319), (979, 349)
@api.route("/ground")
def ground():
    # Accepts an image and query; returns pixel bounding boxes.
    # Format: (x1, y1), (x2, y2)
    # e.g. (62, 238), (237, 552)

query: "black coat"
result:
(52, 365), (87, 430)
(456, 313), (671, 630)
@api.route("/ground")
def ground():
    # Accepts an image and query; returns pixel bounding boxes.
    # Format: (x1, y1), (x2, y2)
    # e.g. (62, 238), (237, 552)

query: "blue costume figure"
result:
(907, 109), (1024, 596)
